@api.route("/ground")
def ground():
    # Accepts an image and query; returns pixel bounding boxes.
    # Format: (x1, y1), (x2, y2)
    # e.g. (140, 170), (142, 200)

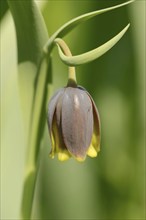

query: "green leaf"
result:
(8, 1), (51, 219)
(18, 62), (36, 141)
(20, 57), (51, 219)
(0, 0), (8, 21)
(8, 0), (49, 136)
(44, 0), (134, 52)
(8, 0), (48, 64)
(55, 24), (130, 66)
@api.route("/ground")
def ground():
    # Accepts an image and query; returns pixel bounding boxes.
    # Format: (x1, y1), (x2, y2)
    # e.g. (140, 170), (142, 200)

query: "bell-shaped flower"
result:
(47, 85), (100, 162)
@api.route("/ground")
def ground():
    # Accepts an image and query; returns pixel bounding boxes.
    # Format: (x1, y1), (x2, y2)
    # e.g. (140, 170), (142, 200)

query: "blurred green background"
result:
(1, 0), (145, 219)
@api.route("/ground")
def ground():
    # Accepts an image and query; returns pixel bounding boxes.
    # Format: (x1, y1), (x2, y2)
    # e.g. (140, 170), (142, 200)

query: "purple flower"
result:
(47, 86), (100, 161)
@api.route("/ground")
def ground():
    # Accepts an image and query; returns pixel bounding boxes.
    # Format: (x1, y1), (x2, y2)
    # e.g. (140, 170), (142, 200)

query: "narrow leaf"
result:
(8, 0), (50, 135)
(55, 24), (130, 66)
(8, 1), (51, 219)
(44, 0), (133, 51)
(18, 62), (36, 141)
(8, 0), (48, 64)
(0, 0), (8, 21)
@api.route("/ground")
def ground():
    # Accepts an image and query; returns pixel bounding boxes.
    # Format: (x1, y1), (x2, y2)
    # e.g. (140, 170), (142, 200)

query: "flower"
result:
(47, 85), (100, 162)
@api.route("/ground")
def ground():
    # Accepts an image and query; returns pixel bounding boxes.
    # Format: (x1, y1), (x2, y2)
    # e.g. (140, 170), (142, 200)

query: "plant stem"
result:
(54, 38), (77, 87)
(21, 54), (51, 219)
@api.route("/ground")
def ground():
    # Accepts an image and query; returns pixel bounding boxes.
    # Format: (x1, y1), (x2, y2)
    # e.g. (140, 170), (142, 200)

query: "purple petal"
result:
(47, 88), (64, 133)
(61, 87), (93, 159)
(55, 92), (64, 127)
(88, 93), (101, 150)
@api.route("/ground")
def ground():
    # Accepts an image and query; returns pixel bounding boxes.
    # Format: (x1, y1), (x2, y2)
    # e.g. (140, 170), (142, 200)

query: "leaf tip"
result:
(125, 23), (130, 31)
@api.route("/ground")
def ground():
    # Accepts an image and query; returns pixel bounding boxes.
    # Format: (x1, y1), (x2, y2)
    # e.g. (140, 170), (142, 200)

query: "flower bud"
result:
(47, 86), (100, 162)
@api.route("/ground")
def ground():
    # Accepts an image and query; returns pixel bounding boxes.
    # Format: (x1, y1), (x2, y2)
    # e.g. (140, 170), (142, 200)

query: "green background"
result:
(1, 0), (145, 219)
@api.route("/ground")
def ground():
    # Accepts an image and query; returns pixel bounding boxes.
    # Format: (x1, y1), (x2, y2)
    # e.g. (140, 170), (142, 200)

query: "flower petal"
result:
(47, 88), (64, 145)
(61, 87), (93, 159)
(55, 91), (64, 127)
(74, 85), (100, 153)
(48, 88), (64, 130)
(87, 144), (98, 158)
(51, 115), (70, 161)
(89, 95), (101, 151)
(58, 152), (70, 161)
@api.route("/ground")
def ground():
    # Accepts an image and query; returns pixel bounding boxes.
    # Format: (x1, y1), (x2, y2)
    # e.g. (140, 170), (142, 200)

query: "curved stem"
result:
(54, 38), (77, 87)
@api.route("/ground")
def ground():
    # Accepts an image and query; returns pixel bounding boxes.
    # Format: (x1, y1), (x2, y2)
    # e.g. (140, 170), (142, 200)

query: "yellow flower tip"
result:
(58, 151), (70, 161)
(75, 156), (86, 162)
(87, 145), (98, 158)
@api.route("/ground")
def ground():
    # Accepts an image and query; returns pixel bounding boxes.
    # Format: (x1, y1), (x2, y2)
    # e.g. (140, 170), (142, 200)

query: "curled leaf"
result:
(55, 24), (130, 66)
(44, 0), (134, 52)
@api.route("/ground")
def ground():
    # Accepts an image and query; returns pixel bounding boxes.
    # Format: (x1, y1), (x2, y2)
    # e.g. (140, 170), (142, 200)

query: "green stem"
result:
(21, 54), (51, 219)
(54, 38), (77, 87)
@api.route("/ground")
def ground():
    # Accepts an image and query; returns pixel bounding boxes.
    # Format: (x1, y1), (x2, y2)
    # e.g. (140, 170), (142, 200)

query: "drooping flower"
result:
(47, 85), (100, 162)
